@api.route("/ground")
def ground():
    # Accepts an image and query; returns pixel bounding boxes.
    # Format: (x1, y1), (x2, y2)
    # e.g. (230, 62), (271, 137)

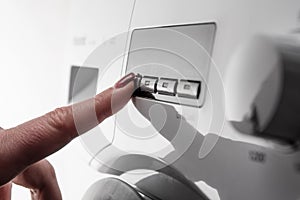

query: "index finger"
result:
(0, 73), (136, 186)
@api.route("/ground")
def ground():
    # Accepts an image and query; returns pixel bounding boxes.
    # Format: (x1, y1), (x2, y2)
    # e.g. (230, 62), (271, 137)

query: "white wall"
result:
(0, 0), (70, 125)
(0, 0), (69, 198)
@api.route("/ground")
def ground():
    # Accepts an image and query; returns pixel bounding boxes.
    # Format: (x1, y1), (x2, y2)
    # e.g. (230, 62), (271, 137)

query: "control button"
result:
(134, 74), (142, 89)
(140, 76), (158, 93)
(157, 78), (177, 96)
(177, 80), (201, 99)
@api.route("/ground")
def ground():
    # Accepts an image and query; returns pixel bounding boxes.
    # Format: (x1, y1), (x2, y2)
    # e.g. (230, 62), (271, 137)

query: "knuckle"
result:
(48, 107), (70, 131)
(41, 160), (56, 179)
(24, 160), (57, 189)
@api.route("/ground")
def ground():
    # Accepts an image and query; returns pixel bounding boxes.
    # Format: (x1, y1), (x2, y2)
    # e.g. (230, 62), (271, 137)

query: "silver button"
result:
(134, 74), (142, 89)
(140, 76), (158, 93)
(157, 78), (177, 95)
(177, 80), (200, 99)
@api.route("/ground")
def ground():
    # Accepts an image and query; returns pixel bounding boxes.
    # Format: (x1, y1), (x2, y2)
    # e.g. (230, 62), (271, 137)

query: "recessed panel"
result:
(126, 23), (216, 107)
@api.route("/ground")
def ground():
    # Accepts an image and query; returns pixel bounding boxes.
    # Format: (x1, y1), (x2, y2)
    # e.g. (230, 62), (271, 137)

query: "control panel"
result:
(126, 23), (216, 107)
(136, 75), (201, 103)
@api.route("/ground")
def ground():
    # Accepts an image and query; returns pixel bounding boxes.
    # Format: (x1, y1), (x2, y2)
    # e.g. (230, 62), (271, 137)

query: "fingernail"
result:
(115, 73), (136, 88)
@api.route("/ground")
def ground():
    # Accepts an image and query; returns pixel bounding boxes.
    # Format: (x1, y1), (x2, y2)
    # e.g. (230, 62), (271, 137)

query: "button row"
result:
(139, 76), (201, 99)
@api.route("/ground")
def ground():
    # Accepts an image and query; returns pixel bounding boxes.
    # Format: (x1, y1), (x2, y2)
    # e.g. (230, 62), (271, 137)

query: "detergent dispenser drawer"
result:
(126, 22), (216, 107)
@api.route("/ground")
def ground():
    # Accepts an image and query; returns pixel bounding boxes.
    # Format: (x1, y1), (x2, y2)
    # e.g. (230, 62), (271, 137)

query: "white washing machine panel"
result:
(68, 1), (300, 199)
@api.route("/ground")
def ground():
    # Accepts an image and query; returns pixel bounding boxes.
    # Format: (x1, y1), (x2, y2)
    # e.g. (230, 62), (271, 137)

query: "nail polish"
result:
(115, 73), (136, 88)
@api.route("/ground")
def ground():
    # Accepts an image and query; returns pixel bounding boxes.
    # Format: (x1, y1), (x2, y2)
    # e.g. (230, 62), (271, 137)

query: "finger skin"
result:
(0, 182), (12, 200)
(13, 159), (62, 200)
(0, 79), (134, 186)
(0, 127), (12, 198)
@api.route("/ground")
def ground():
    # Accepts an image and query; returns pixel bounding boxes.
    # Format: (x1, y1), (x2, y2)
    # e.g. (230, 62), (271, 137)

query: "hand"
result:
(0, 73), (136, 199)
(13, 159), (62, 200)
(0, 159), (62, 200)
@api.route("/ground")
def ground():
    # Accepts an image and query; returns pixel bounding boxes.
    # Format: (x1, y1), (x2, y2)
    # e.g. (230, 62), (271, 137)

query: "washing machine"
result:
(67, 0), (300, 199)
